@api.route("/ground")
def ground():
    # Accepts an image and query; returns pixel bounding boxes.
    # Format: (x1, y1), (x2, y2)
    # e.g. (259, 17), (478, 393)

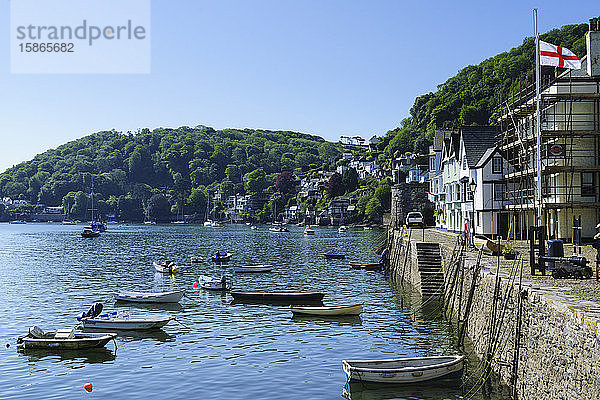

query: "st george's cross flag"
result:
(540, 41), (581, 69)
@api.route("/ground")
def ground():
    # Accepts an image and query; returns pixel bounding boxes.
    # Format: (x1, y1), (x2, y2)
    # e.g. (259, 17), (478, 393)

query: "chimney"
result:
(587, 17), (600, 76)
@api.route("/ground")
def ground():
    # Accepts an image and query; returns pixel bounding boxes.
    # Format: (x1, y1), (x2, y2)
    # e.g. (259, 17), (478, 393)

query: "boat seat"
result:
(55, 328), (76, 339)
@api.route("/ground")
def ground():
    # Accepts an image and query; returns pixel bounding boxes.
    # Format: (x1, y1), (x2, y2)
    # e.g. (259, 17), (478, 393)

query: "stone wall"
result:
(387, 228), (600, 399)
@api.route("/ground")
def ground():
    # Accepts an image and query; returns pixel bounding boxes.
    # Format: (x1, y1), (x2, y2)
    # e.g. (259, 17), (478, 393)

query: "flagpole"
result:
(534, 8), (542, 227)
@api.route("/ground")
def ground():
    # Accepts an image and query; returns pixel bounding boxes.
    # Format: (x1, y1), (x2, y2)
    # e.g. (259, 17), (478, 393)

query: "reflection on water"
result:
(343, 381), (463, 400)
(0, 223), (506, 400)
(18, 347), (116, 364)
(114, 300), (184, 312)
(291, 314), (363, 326)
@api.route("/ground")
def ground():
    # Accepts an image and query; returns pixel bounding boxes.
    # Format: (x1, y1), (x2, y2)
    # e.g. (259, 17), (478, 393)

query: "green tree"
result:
(147, 194), (171, 222)
(117, 195), (144, 221)
(365, 196), (383, 222)
(220, 180), (235, 198)
(244, 168), (269, 194)
(374, 181), (392, 211)
(188, 187), (208, 215)
(225, 165), (242, 183)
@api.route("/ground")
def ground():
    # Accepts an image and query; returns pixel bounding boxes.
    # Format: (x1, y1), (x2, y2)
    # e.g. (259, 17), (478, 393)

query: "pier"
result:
(386, 227), (600, 399)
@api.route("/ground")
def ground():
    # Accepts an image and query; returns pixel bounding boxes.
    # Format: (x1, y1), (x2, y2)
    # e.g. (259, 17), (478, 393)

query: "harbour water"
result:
(0, 224), (504, 399)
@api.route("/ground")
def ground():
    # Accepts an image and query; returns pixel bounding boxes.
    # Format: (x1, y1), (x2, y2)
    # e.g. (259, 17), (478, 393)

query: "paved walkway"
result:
(405, 227), (600, 303)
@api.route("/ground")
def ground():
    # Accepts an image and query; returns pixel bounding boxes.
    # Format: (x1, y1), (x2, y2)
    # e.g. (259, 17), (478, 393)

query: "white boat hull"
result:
(198, 275), (231, 291)
(153, 261), (177, 274)
(80, 315), (173, 330)
(290, 303), (362, 316)
(342, 355), (464, 384)
(114, 290), (185, 303)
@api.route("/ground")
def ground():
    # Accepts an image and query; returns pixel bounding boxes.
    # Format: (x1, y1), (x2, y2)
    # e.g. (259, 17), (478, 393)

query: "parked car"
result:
(405, 212), (424, 228)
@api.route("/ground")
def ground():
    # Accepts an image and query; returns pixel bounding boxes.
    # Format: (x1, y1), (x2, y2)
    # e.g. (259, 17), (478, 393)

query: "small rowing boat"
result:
(153, 260), (178, 274)
(198, 275), (232, 291)
(349, 262), (381, 271)
(113, 289), (185, 303)
(77, 303), (172, 330)
(17, 326), (116, 350)
(290, 303), (362, 316)
(212, 252), (232, 262)
(190, 256), (203, 263)
(230, 291), (325, 303)
(324, 254), (346, 260)
(303, 226), (315, 235)
(342, 355), (465, 384)
(233, 265), (273, 273)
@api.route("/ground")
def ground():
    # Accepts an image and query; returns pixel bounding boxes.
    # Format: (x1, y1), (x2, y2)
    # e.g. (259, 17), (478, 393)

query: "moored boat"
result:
(81, 227), (100, 238)
(212, 252), (232, 262)
(342, 355), (465, 384)
(324, 253), (346, 260)
(17, 326), (116, 351)
(77, 303), (172, 330)
(268, 225), (289, 232)
(349, 262), (381, 271)
(290, 303), (362, 316)
(338, 225), (348, 233)
(113, 289), (185, 303)
(153, 260), (178, 274)
(233, 264), (273, 273)
(303, 226), (315, 235)
(190, 256), (203, 263)
(198, 275), (231, 291)
(230, 291), (325, 303)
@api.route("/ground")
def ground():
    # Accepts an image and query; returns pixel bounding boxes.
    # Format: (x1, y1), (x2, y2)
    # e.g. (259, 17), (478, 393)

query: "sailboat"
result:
(171, 199), (187, 224)
(203, 194), (221, 227)
(268, 200), (288, 232)
(62, 200), (76, 225)
(81, 177), (102, 237)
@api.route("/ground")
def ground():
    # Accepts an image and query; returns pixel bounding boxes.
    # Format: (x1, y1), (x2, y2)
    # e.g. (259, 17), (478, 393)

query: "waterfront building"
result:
(428, 130), (452, 229)
(497, 27), (600, 240)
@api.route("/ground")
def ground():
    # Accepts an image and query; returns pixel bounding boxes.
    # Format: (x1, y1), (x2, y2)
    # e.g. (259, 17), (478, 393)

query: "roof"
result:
(474, 147), (502, 169)
(460, 126), (499, 167)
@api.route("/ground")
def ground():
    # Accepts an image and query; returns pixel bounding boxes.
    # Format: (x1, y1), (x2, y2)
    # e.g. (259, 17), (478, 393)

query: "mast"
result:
(90, 175), (95, 222)
(534, 8), (543, 227)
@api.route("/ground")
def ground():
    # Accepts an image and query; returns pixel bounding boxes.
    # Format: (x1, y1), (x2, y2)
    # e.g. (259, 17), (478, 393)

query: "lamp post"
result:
(469, 179), (477, 246)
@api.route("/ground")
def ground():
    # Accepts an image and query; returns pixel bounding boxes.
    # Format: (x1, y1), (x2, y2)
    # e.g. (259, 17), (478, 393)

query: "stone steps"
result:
(415, 242), (443, 297)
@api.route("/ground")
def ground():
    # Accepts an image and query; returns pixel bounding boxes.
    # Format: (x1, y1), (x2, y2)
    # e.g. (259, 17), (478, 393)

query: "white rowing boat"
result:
(342, 355), (464, 384)
(77, 311), (173, 330)
(290, 303), (363, 316)
(77, 303), (172, 330)
(198, 275), (232, 291)
(153, 260), (178, 274)
(233, 265), (273, 273)
(113, 289), (185, 303)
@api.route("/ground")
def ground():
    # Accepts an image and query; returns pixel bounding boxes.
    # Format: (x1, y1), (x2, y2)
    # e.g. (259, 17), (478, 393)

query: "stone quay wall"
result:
(386, 228), (600, 400)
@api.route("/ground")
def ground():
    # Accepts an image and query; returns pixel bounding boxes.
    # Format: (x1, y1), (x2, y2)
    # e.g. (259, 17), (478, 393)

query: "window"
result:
(494, 183), (506, 201)
(456, 183), (461, 201)
(581, 173), (595, 197)
(463, 155), (467, 169)
(492, 156), (503, 174)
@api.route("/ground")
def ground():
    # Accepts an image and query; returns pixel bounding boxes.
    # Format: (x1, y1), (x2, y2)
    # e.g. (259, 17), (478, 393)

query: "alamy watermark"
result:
(11, 0), (151, 74)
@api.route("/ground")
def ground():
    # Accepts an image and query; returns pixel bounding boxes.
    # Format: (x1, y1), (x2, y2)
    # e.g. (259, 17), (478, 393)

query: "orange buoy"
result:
(84, 383), (93, 392)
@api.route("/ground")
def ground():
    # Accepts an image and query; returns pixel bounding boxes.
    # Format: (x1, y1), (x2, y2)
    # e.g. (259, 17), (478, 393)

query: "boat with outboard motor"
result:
(17, 326), (116, 350)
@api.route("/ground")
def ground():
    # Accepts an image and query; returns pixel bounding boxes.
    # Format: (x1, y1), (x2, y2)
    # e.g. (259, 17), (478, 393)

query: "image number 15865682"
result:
(19, 43), (74, 53)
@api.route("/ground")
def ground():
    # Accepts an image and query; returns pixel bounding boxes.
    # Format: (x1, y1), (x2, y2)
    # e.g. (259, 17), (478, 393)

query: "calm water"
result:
(0, 223), (503, 399)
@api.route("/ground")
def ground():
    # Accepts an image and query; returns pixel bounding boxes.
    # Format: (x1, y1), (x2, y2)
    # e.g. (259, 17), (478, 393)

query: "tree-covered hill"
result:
(0, 126), (344, 219)
(380, 22), (589, 158)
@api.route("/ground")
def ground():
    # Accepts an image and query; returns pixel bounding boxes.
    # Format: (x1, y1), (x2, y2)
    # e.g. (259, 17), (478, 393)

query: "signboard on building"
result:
(547, 143), (566, 158)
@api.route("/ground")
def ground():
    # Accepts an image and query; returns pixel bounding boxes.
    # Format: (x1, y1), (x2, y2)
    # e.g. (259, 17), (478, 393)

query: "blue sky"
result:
(1, 0), (599, 173)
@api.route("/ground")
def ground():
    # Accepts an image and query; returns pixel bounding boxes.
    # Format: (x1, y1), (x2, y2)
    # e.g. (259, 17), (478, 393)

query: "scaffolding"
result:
(497, 71), (600, 241)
